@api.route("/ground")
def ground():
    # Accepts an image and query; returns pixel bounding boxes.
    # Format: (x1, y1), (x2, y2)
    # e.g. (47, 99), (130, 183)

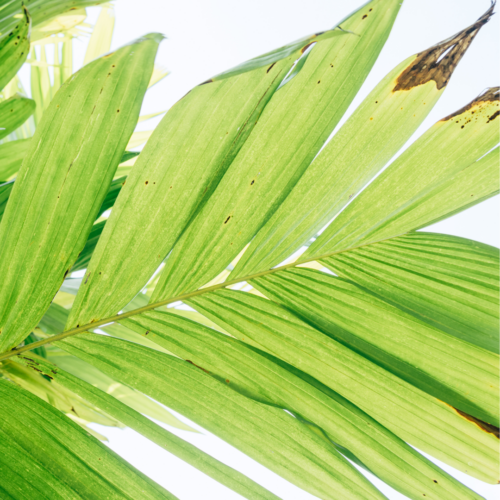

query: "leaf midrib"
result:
(0, 231), (410, 361)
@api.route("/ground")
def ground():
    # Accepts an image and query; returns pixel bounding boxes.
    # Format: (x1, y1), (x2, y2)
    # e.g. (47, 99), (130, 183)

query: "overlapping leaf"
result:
(59, 334), (386, 500)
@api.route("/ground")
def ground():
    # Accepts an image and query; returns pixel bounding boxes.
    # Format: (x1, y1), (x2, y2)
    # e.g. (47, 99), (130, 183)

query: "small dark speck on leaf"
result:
(250, 180), (255, 185)
(145, 331), (150, 336)
(117, 109), (120, 113)
(375, 101), (378, 104)
(362, 14), (368, 19)
(369, 8), (373, 11)
(145, 181), (149, 185)
(267, 62), (276, 73)
(461, 125), (465, 129)
(224, 216), (231, 224)
(317, 80), (320, 84)
(433, 480), (438, 484)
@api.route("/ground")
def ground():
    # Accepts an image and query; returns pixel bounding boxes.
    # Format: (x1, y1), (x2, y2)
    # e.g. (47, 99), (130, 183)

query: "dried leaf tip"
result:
(394, 2), (495, 92)
(440, 86), (499, 121)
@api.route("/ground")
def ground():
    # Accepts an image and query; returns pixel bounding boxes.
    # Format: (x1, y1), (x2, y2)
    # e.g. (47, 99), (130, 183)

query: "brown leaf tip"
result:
(440, 86), (499, 122)
(393, 3), (495, 92)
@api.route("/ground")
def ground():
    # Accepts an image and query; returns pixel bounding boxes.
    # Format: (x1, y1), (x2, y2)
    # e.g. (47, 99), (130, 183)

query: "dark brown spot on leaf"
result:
(487, 110), (499, 123)
(267, 62), (276, 73)
(224, 216), (231, 224)
(393, 4), (494, 92)
(362, 14), (368, 19)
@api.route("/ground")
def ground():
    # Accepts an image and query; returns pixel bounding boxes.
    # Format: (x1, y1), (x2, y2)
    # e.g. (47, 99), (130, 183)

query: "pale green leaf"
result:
(153, 0), (404, 300)
(232, 9), (492, 278)
(307, 88), (500, 259)
(120, 309), (484, 500)
(83, 4), (115, 66)
(60, 334), (387, 500)
(0, 34), (161, 352)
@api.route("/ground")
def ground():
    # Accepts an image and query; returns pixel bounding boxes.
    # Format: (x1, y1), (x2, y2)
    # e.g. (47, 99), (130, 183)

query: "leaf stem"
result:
(0, 234), (403, 361)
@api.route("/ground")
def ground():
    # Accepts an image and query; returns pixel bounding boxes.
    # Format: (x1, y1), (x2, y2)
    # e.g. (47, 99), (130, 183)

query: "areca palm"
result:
(0, 0), (498, 498)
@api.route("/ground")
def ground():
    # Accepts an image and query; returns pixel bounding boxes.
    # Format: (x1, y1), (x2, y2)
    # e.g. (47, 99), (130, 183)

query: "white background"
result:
(76, 0), (499, 498)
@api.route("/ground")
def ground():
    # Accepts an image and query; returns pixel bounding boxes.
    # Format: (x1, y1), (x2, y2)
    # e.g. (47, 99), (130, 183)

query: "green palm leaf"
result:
(0, 0), (498, 498)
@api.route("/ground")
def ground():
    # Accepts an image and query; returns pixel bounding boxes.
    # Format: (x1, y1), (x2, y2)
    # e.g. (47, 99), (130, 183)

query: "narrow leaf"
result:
(324, 232), (499, 353)
(0, 34), (161, 352)
(153, 0), (404, 300)
(307, 87), (500, 258)
(17, 354), (281, 500)
(0, 6), (29, 91)
(188, 289), (499, 483)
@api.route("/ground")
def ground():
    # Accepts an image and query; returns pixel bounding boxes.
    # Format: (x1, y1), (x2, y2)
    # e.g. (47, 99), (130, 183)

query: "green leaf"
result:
(0, 6), (29, 92)
(0, 34), (162, 353)
(60, 334), (387, 500)
(120, 309), (484, 500)
(0, 94), (35, 140)
(0, 1), (107, 36)
(152, 0), (404, 300)
(188, 289), (499, 484)
(67, 40), (302, 330)
(0, 378), (176, 499)
(0, 139), (29, 181)
(306, 87), (500, 259)
(231, 9), (493, 278)
(250, 266), (499, 426)
(16, 354), (281, 500)
(324, 232), (499, 354)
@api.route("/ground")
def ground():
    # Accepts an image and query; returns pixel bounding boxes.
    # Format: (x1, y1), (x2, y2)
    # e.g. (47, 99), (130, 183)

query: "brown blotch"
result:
(449, 405), (499, 438)
(393, 4), (494, 92)
(145, 181), (149, 185)
(267, 62), (276, 73)
(440, 87), (499, 122)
